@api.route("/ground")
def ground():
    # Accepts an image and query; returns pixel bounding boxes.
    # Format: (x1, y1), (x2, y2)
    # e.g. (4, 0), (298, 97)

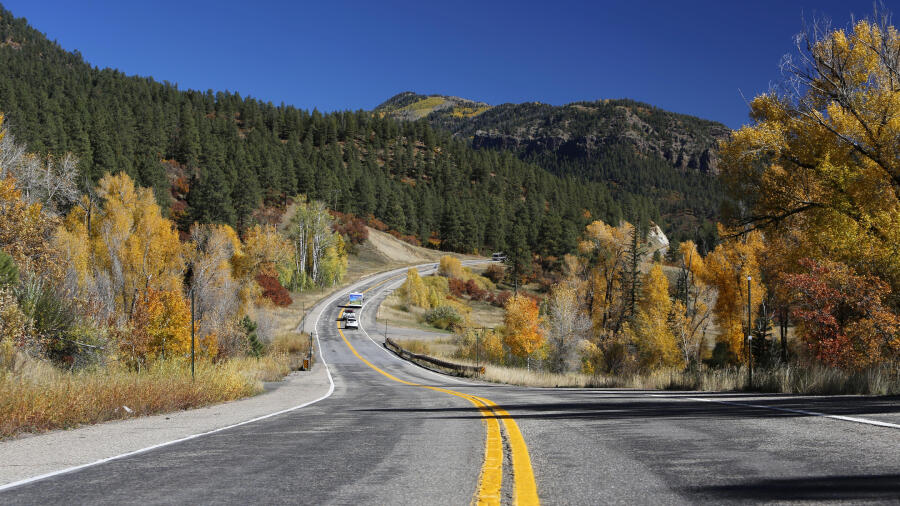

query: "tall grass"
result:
(477, 363), (899, 395)
(0, 353), (296, 439)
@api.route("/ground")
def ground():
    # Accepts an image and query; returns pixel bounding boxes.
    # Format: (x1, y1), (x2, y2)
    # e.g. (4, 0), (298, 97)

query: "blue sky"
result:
(2, 0), (890, 128)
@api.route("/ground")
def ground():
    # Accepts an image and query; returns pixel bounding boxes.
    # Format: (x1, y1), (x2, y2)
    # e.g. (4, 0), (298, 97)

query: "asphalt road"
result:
(3, 262), (899, 504)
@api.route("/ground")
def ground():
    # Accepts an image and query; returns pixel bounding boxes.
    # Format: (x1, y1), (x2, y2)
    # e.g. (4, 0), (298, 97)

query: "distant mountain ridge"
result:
(377, 92), (730, 174)
(377, 92), (730, 243)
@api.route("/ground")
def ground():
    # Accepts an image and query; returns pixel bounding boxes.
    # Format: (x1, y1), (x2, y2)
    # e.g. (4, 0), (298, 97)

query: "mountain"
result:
(0, 6), (626, 258)
(377, 93), (731, 244)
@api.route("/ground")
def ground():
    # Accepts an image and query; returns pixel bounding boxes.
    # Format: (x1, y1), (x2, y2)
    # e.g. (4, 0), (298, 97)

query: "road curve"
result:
(2, 262), (898, 504)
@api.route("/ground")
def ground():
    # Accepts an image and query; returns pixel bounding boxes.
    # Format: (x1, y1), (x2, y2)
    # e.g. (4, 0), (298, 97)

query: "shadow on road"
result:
(686, 474), (900, 501)
(355, 394), (900, 422)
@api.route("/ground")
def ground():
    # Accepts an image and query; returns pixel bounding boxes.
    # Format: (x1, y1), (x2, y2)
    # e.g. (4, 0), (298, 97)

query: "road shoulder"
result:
(0, 361), (331, 487)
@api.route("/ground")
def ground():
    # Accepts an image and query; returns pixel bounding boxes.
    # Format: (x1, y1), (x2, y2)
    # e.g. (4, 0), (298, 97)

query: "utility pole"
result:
(747, 275), (752, 389)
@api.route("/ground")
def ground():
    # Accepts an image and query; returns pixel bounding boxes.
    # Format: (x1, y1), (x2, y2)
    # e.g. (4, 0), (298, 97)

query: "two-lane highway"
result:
(2, 262), (898, 504)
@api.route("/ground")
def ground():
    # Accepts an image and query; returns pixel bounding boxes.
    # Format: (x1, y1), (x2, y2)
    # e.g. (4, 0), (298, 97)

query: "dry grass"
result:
(394, 338), (457, 357)
(393, 338), (898, 395)
(476, 363), (899, 395)
(0, 353), (301, 439)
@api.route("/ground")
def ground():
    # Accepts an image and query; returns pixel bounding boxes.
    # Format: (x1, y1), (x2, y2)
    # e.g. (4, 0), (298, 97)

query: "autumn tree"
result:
(628, 263), (682, 370)
(123, 288), (191, 369)
(578, 220), (631, 337)
(719, 17), (900, 298)
(55, 172), (183, 321)
(701, 228), (765, 363)
(502, 294), (544, 361)
(400, 267), (429, 309)
(784, 259), (900, 369)
(544, 283), (590, 373)
(0, 176), (60, 282)
(284, 196), (346, 289)
(438, 255), (463, 279)
(670, 241), (714, 366)
(185, 223), (243, 339)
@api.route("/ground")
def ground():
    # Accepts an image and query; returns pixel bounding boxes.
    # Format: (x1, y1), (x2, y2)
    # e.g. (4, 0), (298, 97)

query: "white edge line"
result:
(684, 396), (900, 429)
(0, 383), (335, 493)
(647, 393), (900, 430)
(0, 282), (347, 494)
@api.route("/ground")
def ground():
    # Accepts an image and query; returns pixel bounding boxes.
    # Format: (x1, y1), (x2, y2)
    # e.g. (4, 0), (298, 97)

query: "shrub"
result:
(494, 290), (512, 308)
(438, 256), (463, 278)
(0, 250), (19, 289)
(15, 276), (76, 361)
(465, 279), (488, 301)
(330, 211), (369, 246)
(449, 278), (467, 298)
(484, 263), (505, 284)
(425, 305), (462, 330)
(255, 274), (293, 306)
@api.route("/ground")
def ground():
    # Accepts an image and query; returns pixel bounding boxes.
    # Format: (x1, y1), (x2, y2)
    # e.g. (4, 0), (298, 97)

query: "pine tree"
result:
(624, 226), (647, 320)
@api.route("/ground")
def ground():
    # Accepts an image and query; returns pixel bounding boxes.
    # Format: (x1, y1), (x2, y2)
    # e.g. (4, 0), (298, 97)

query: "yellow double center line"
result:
(334, 272), (539, 505)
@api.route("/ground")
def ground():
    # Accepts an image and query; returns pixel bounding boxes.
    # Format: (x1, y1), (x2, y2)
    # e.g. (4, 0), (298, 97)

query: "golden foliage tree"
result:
(701, 228), (766, 361)
(578, 220), (632, 337)
(628, 264), (682, 370)
(719, 18), (900, 295)
(502, 294), (544, 359)
(0, 176), (60, 282)
(122, 289), (191, 369)
(400, 268), (430, 309)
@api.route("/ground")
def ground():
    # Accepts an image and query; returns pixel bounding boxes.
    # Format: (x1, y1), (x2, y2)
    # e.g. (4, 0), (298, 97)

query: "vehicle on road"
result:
(491, 252), (507, 261)
(348, 292), (363, 307)
(344, 312), (358, 329)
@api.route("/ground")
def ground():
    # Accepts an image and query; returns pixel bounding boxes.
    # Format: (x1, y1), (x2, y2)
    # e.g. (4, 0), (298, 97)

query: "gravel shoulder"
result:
(0, 361), (332, 487)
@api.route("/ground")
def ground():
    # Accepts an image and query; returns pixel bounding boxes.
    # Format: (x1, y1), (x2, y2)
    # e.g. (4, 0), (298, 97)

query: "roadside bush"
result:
(438, 256), (463, 278)
(449, 277), (467, 298)
(330, 211), (368, 246)
(484, 263), (505, 284)
(256, 274), (293, 307)
(493, 290), (512, 308)
(425, 305), (462, 330)
(465, 279), (488, 301)
(423, 275), (449, 296)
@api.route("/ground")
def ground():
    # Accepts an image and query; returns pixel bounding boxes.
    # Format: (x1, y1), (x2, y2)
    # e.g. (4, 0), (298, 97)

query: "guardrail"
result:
(384, 337), (485, 377)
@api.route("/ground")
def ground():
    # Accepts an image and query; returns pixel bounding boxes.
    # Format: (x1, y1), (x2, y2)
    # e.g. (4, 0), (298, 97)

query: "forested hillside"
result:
(378, 92), (731, 245)
(0, 6), (633, 256)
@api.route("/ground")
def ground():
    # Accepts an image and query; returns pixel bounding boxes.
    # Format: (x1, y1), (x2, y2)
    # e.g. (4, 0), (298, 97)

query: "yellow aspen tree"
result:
(401, 268), (429, 308)
(630, 263), (682, 370)
(125, 288), (191, 367)
(577, 220), (631, 338)
(701, 228), (766, 362)
(502, 294), (544, 359)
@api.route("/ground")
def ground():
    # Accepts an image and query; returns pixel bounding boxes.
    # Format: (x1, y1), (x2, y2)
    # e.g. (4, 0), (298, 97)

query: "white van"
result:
(345, 312), (358, 329)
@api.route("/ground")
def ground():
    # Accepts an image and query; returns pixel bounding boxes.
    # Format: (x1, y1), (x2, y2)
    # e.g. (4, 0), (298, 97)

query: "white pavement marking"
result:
(0, 286), (343, 494)
(648, 393), (900, 430)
